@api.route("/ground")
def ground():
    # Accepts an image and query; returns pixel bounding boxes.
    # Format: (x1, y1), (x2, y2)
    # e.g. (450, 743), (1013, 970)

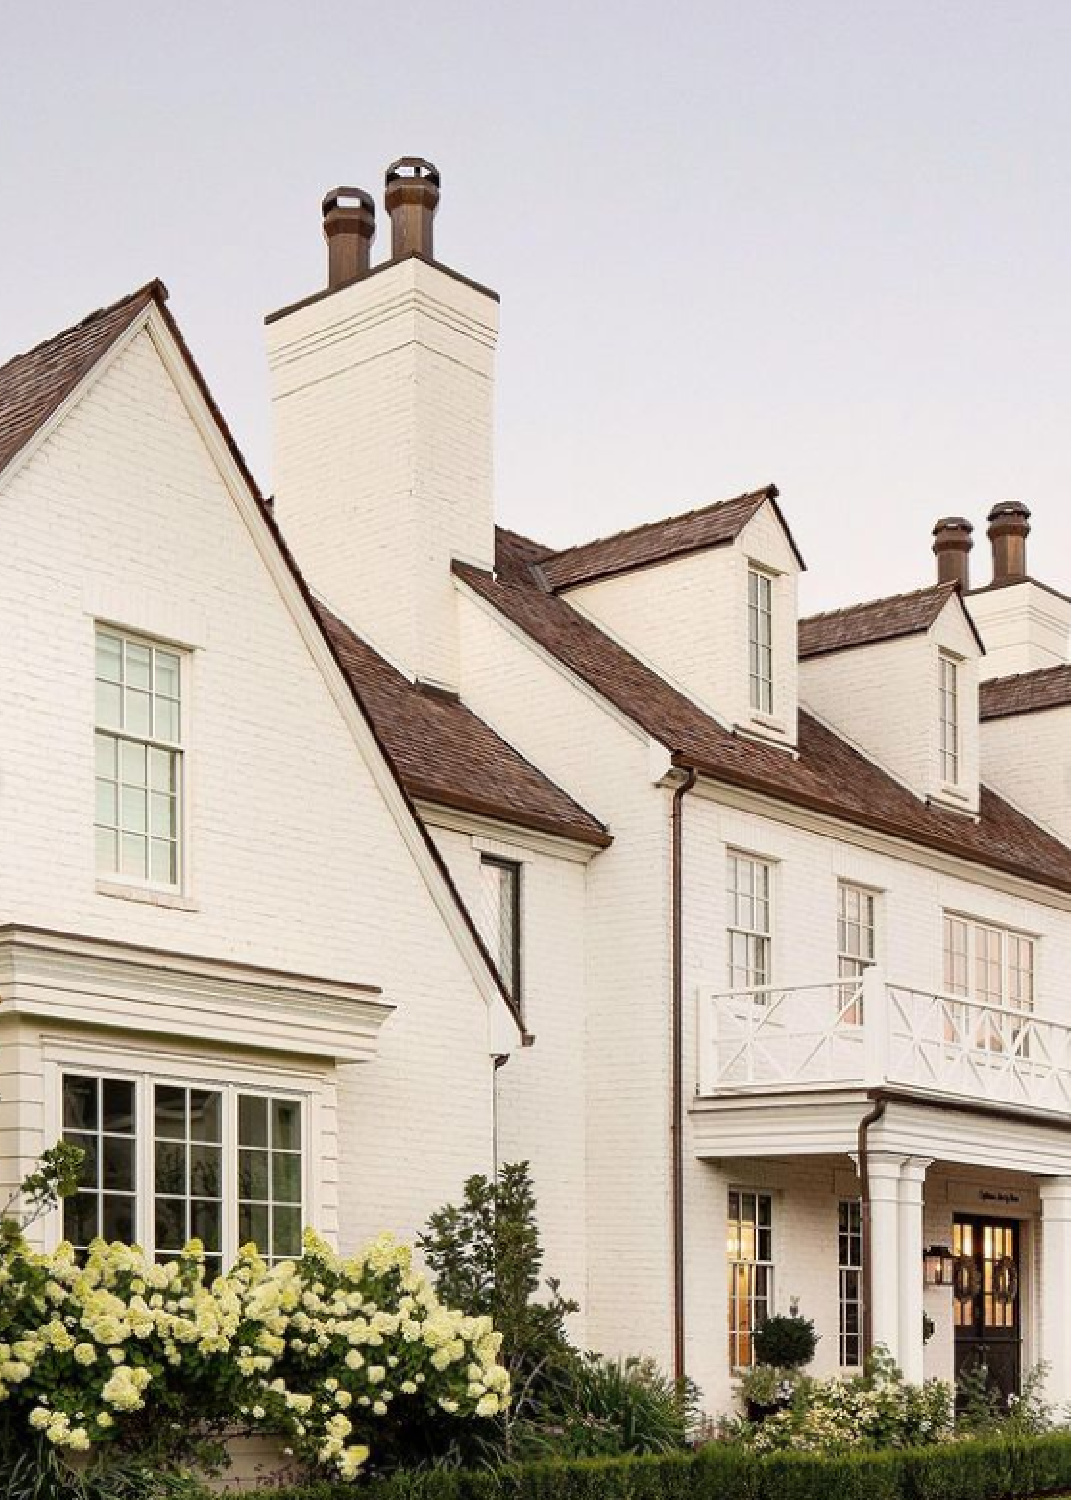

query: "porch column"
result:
(897, 1157), (932, 1383)
(868, 1152), (905, 1362)
(1037, 1176), (1071, 1409)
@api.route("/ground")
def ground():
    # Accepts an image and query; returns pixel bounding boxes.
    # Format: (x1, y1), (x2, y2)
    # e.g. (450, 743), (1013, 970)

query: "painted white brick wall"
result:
(800, 602), (982, 813)
(967, 582), (1071, 680)
(981, 707), (1071, 844)
(266, 259), (498, 691)
(0, 326), (496, 1247)
(562, 499), (800, 746)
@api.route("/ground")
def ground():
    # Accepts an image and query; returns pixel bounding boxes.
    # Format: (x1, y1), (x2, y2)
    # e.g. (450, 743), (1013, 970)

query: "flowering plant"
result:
(0, 1228), (509, 1481)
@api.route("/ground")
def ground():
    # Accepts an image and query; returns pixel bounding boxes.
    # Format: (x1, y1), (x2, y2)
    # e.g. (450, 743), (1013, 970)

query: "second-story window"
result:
(748, 568), (774, 715)
(938, 653), (959, 785)
(727, 853), (772, 988)
(479, 856), (522, 1006)
(838, 882), (876, 1022)
(943, 914), (1035, 1052)
(95, 628), (183, 888)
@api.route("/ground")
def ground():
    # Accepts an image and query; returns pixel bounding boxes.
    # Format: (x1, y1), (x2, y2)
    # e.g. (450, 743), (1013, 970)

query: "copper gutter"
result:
(670, 764), (697, 1383)
(857, 1094), (888, 1360)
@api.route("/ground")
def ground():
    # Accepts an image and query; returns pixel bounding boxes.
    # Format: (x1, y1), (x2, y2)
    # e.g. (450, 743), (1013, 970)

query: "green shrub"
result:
(751, 1316), (818, 1371)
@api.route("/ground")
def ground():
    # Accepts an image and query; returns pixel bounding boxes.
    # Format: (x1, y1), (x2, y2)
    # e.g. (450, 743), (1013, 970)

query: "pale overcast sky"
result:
(3, 1), (1068, 609)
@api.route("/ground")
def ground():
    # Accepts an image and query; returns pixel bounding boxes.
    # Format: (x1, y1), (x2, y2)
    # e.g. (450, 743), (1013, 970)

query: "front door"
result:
(952, 1215), (1021, 1400)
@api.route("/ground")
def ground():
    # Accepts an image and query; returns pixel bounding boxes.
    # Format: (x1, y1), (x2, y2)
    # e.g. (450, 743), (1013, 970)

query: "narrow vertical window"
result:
(727, 854), (772, 988)
(838, 1199), (863, 1367)
(238, 1095), (304, 1263)
(95, 628), (183, 887)
(938, 654), (959, 785)
(748, 569), (774, 714)
(727, 1189), (773, 1367)
(61, 1074), (137, 1252)
(153, 1085), (223, 1280)
(837, 883), (876, 1023)
(479, 856), (522, 1005)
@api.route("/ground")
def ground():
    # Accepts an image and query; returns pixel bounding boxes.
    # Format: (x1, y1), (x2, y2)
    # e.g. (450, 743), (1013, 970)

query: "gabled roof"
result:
(980, 665), (1071, 721)
(798, 582), (984, 659)
(317, 606), (611, 848)
(454, 530), (1070, 892)
(0, 282), (163, 479)
(536, 484), (803, 592)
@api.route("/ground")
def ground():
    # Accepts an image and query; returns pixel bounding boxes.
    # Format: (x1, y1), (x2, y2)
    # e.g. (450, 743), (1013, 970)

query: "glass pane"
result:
(155, 1085), (186, 1139)
(103, 1137), (135, 1192)
(190, 1091), (222, 1144)
(95, 681), (122, 729)
(150, 839), (176, 885)
(102, 1195), (135, 1244)
(272, 1099), (301, 1152)
(150, 748), (176, 792)
(121, 833), (147, 877)
(95, 779), (118, 825)
(150, 793), (175, 837)
(272, 1206), (302, 1259)
(189, 1144), (221, 1199)
(155, 652), (181, 698)
(122, 786), (147, 834)
(125, 690), (150, 737)
(96, 632), (122, 683)
(191, 1200), (222, 1252)
(154, 1197), (185, 1252)
(239, 1095), (268, 1148)
(95, 734), (117, 777)
(63, 1076), (98, 1131)
(121, 741), (147, 783)
(95, 826), (118, 873)
(64, 1193), (99, 1248)
(154, 1141), (186, 1196)
(66, 1133), (98, 1188)
(239, 1203), (269, 1251)
(239, 1148), (269, 1201)
(272, 1153), (301, 1205)
(155, 699), (180, 742)
(125, 643), (151, 690)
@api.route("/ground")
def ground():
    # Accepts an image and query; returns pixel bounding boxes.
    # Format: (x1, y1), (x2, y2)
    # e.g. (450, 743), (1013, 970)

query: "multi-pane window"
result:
(94, 628), (183, 887)
(748, 569), (774, 714)
(938, 654), (959, 785)
(838, 1199), (863, 1367)
(727, 1189), (773, 1367)
(479, 856), (522, 1005)
(62, 1075), (137, 1252)
(943, 915), (1035, 1052)
(238, 1095), (304, 1264)
(727, 854), (772, 988)
(837, 883), (877, 1023)
(58, 1072), (304, 1275)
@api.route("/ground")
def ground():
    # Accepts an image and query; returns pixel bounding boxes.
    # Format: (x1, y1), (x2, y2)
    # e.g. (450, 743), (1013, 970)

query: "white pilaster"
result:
(897, 1157), (932, 1383)
(1037, 1176), (1071, 1410)
(868, 1151), (905, 1361)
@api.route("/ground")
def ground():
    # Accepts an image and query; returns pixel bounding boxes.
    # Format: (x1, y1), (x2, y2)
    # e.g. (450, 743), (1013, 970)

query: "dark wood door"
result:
(953, 1215), (1021, 1401)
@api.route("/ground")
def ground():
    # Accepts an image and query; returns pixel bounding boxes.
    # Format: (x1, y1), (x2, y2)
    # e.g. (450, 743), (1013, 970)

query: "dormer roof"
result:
(536, 484), (804, 592)
(799, 582), (984, 659)
(980, 665), (1071, 721)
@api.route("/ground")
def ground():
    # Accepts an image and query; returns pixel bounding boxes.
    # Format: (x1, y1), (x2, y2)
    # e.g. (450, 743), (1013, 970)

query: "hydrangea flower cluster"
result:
(0, 1228), (509, 1480)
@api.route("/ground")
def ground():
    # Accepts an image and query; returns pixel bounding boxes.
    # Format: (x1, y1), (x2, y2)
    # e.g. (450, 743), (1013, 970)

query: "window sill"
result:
(749, 713), (787, 734)
(96, 880), (198, 912)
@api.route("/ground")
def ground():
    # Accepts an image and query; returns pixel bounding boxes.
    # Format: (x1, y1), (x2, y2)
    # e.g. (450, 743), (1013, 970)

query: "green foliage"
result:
(955, 1361), (1057, 1440)
(734, 1365), (804, 1410)
(0, 1426), (202, 1500)
(0, 1143), (85, 1252)
(752, 1315), (818, 1370)
(509, 1356), (697, 1460)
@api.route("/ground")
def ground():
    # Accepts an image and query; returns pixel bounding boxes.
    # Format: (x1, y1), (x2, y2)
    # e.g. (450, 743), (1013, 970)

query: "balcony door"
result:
(952, 1215), (1021, 1401)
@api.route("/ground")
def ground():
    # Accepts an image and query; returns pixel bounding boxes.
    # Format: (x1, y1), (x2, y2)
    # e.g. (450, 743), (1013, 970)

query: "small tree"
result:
(752, 1313), (818, 1369)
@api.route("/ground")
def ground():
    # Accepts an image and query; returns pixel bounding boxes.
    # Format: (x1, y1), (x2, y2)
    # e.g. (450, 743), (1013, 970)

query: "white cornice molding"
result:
(416, 801), (602, 865)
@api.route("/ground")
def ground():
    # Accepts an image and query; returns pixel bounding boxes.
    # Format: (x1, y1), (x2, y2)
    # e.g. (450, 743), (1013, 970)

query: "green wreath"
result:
(993, 1256), (1018, 1303)
(953, 1255), (980, 1301)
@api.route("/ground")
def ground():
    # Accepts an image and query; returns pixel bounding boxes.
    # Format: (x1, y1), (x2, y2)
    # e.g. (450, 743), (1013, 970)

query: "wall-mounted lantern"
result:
(923, 1244), (955, 1287)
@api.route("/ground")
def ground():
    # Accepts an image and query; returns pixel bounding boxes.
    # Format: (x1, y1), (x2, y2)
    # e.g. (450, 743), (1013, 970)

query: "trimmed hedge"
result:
(246, 1433), (1070, 1500)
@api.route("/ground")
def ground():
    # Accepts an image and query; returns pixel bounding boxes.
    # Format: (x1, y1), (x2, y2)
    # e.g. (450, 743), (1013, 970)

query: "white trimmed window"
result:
(94, 627), (183, 887)
(727, 853), (772, 988)
(837, 882), (877, 1023)
(60, 1071), (305, 1276)
(728, 1189), (774, 1368)
(942, 915), (1035, 1052)
(479, 856), (522, 1006)
(938, 653), (959, 785)
(748, 569), (774, 714)
(838, 1199), (863, 1367)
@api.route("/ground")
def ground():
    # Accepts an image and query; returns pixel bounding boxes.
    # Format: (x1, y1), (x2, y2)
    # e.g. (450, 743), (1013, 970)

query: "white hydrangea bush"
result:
(0, 1228), (509, 1480)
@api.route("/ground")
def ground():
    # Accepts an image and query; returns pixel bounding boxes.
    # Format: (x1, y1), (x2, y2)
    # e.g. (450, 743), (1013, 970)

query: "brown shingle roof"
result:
(455, 531), (1070, 892)
(980, 665), (1071, 721)
(537, 485), (803, 592)
(0, 282), (163, 479)
(317, 606), (611, 848)
(798, 583), (973, 659)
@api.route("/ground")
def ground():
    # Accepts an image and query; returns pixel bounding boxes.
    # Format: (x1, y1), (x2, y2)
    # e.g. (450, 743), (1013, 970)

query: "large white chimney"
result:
(266, 158), (498, 691)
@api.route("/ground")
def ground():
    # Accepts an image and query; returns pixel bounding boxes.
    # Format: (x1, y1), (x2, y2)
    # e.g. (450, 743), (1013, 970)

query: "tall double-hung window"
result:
(748, 568), (774, 714)
(938, 653), (960, 785)
(837, 882), (877, 1022)
(727, 853), (772, 988)
(727, 1189), (774, 1367)
(838, 1199), (863, 1366)
(942, 914), (1035, 1052)
(479, 856), (523, 1007)
(94, 628), (183, 887)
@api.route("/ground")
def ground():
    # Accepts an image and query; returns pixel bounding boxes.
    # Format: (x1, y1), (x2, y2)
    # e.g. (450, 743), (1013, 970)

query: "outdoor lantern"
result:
(923, 1244), (955, 1286)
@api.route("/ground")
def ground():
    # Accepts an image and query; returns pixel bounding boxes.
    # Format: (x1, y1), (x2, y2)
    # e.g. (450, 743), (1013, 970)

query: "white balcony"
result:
(696, 969), (1071, 1120)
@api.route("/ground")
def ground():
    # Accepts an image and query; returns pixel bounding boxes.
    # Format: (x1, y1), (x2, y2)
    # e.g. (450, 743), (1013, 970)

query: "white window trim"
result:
(42, 1045), (327, 1265)
(726, 849), (776, 991)
(938, 650), (961, 789)
(747, 566), (775, 717)
(838, 1197), (863, 1369)
(727, 1185), (776, 1370)
(941, 910), (1038, 1012)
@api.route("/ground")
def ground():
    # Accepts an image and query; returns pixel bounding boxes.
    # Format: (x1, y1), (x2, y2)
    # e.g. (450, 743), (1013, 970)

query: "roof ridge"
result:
(800, 580), (955, 627)
(0, 279), (166, 378)
(542, 484), (776, 566)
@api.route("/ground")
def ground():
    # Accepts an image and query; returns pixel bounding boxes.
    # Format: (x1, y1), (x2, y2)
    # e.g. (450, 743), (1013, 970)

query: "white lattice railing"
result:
(696, 969), (1071, 1117)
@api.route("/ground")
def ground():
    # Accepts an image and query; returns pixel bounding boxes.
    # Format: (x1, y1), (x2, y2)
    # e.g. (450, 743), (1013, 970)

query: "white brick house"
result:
(0, 157), (1068, 1419)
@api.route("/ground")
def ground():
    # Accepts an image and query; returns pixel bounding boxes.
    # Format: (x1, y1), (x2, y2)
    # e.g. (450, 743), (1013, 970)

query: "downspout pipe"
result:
(857, 1094), (888, 1361)
(671, 764), (697, 1385)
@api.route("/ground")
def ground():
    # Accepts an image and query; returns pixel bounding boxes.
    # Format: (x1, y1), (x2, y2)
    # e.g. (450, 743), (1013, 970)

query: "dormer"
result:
(536, 487), (805, 748)
(799, 575), (984, 815)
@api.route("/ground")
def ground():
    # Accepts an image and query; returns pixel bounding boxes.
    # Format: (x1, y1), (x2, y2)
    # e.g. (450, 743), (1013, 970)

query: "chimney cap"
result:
(385, 156), (441, 188)
(322, 185), (375, 218)
(987, 499), (1032, 528)
(932, 516), (974, 538)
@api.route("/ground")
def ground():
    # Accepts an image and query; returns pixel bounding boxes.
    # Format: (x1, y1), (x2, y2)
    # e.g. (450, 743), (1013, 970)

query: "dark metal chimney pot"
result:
(322, 187), (376, 290)
(384, 157), (441, 261)
(986, 501), (1031, 584)
(932, 517), (974, 592)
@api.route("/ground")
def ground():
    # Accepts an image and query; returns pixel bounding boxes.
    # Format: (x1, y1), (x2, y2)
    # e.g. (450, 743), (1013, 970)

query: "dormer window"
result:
(939, 653), (960, 785)
(748, 568), (774, 715)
